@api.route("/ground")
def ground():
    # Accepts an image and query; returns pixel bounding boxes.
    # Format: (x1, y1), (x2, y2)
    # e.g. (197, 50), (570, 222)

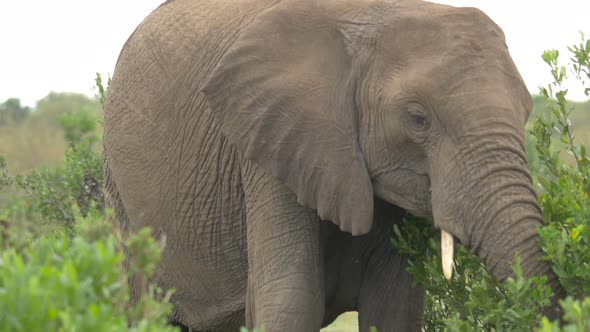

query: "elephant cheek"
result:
(372, 173), (432, 218)
(428, 180), (467, 246)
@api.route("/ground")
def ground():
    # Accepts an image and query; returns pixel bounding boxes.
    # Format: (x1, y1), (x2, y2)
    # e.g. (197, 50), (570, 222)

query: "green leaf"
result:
(542, 49), (559, 66)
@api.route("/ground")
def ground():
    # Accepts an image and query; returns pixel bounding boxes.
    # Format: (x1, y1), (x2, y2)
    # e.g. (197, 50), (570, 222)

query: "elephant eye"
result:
(406, 103), (430, 130)
(410, 112), (427, 128)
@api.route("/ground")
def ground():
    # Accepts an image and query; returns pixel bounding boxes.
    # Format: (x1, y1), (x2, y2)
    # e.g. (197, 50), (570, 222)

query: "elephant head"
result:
(202, 0), (563, 315)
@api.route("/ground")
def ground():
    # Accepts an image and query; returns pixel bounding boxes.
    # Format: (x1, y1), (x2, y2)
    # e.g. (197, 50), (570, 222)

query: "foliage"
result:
(569, 33), (590, 98)
(0, 156), (11, 190)
(0, 208), (176, 332)
(57, 108), (99, 147)
(94, 72), (111, 109)
(54, 73), (109, 148)
(533, 44), (590, 298)
(391, 34), (590, 331)
(11, 78), (105, 233)
(0, 74), (178, 331)
(0, 92), (102, 175)
(0, 98), (30, 126)
(30, 92), (102, 128)
(539, 297), (590, 332)
(392, 217), (552, 331)
(13, 141), (104, 233)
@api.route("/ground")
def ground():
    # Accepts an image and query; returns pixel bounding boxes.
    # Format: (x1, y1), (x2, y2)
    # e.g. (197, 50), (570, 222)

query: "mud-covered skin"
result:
(103, 0), (563, 330)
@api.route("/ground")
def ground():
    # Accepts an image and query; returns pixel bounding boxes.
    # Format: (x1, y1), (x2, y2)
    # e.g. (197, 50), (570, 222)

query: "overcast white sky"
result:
(0, 0), (588, 107)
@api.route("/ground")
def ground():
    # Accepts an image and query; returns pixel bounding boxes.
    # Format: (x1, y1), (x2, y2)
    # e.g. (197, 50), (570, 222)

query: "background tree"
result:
(0, 98), (30, 126)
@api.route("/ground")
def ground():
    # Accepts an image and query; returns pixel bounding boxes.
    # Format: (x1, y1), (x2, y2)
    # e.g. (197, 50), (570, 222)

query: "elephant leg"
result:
(358, 241), (425, 332)
(242, 162), (325, 332)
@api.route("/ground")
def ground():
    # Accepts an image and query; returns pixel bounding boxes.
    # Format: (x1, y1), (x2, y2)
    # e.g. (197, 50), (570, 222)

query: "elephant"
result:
(102, 0), (565, 331)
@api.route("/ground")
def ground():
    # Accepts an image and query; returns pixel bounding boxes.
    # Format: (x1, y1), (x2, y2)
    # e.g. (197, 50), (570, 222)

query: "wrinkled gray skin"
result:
(103, 0), (564, 331)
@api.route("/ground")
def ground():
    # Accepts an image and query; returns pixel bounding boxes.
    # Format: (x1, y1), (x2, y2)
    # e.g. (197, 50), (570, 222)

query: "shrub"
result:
(12, 135), (104, 234)
(0, 208), (176, 332)
(0, 73), (179, 331)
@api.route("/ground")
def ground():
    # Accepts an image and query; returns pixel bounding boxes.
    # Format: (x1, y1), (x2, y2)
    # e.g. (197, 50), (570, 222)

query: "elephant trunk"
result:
(431, 130), (565, 320)
(463, 167), (565, 319)
(464, 168), (545, 281)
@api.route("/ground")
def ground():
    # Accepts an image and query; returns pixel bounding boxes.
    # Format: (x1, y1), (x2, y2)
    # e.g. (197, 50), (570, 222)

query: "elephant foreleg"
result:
(358, 241), (425, 332)
(242, 161), (325, 332)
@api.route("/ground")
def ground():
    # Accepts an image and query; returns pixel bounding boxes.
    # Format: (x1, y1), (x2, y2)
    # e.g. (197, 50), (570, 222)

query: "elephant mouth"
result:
(372, 172), (432, 217)
(372, 173), (458, 279)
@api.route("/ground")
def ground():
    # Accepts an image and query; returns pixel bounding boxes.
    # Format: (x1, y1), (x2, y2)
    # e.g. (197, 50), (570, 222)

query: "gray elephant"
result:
(103, 0), (564, 331)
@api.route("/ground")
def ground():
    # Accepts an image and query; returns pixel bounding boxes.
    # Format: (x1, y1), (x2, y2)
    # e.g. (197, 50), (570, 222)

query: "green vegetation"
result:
(0, 98), (30, 126)
(0, 211), (176, 332)
(0, 36), (588, 332)
(0, 75), (178, 331)
(0, 92), (101, 175)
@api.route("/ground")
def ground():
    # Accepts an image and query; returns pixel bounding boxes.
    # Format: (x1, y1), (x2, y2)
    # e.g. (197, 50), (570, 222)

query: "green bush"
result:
(8, 74), (106, 234)
(13, 141), (104, 232)
(0, 73), (179, 331)
(0, 209), (176, 332)
(57, 108), (100, 147)
(533, 41), (590, 299)
(392, 217), (552, 331)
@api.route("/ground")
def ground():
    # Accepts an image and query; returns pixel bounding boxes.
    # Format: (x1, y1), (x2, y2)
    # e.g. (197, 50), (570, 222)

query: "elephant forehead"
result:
(378, 3), (506, 65)
(374, 6), (529, 116)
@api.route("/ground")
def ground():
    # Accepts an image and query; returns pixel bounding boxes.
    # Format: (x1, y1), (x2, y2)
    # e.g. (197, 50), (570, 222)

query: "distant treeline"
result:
(0, 92), (102, 173)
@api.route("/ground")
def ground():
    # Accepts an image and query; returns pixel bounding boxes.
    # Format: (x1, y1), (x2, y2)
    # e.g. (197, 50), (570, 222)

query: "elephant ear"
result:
(202, 0), (374, 235)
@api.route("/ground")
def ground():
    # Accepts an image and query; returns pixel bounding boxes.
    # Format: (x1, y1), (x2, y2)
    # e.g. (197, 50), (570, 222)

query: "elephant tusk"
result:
(441, 230), (454, 280)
